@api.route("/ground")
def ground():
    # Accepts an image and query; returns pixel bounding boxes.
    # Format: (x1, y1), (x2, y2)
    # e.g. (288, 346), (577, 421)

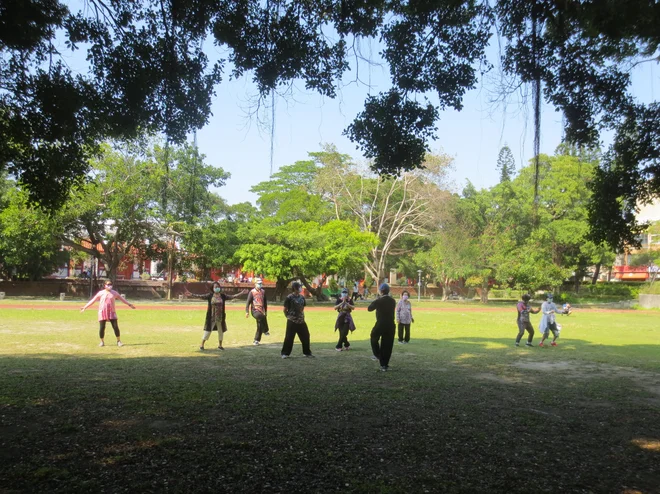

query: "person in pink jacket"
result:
(81, 280), (135, 347)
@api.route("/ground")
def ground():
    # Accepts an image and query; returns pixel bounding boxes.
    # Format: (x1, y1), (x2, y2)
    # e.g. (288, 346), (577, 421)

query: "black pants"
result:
(281, 320), (312, 356)
(252, 310), (270, 342)
(397, 323), (411, 342)
(336, 324), (350, 349)
(99, 319), (120, 339)
(371, 324), (395, 367)
(516, 320), (534, 343)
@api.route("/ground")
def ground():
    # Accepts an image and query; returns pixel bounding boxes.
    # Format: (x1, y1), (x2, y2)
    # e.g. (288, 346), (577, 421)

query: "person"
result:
(81, 280), (135, 347)
(396, 290), (414, 344)
(368, 283), (397, 371)
(281, 281), (314, 359)
(539, 293), (562, 347)
(562, 303), (573, 315)
(334, 288), (355, 351)
(245, 278), (270, 345)
(185, 282), (247, 351)
(515, 293), (540, 347)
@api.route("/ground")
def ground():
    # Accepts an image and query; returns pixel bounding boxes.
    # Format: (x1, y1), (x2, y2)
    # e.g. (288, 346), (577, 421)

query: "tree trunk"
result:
(591, 263), (601, 285)
(441, 276), (450, 301)
(167, 235), (175, 300)
(299, 274), (328, 301)
(480, 280), (489, 304)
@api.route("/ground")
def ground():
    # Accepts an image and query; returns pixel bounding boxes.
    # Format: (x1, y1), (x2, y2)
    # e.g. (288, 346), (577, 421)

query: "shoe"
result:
(380, 366), (388, 372)
(403, 341), (409, 344)
(218, 346), (224, 350)
(281, 354), (289, 359)
(335, 348), (342, 352)
(515, 342), (520, 347)
(117, 341), (123, 347)
(199, 346), (205, 351)
(551, 342), (557, 347)
(398, 341), (404, 344)
(344, 346), (350, 351)
(304, 354), (316, 358)
(525, 342), (533, 347)
(371, 356), (379, 361)
(539, 342), (544, 347)
(99, 342), (105, 347)
(253, 341), (260, 346)
(264, 332), (270, 336)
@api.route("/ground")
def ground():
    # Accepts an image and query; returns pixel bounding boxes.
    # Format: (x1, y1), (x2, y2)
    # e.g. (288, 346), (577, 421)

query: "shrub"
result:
(639, 282), (660, 295)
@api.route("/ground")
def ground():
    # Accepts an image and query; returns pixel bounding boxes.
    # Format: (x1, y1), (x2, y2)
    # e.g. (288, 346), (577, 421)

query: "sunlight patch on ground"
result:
(631, 438), (660, 452)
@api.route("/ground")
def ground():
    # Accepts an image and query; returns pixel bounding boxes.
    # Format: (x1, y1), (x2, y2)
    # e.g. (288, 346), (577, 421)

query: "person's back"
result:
(368, 294), (396, 329)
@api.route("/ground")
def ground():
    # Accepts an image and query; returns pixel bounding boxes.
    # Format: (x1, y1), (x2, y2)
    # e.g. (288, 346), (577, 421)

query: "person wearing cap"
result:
(245, 278), (270, 345)
(281, 281), (314, 358)
(539, 293), (561, 347)
(515, 293), (540, 347)
(80, 280), (135, 347)
(334, 288), (355, 351)
(185, 282), (248, 351)
(368, 283), (397, 371)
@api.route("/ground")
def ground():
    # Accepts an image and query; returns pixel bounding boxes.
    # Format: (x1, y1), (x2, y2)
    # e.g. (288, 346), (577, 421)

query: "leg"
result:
(370, 326), (382, 359)
(342, 326), (350, 349)
(379, 328), (396, 368)
(281, 320), (296, 356)
(201, 330), (211, 349)
(253, 311), (263, 342)
(404, 324), (411, 343)
(217, 328), (224, 349)
(109, 320), (122, 346)
(525, 322), (535, 344)
(297, 322), (312, 356)
(515, 321), (525, 344)
(99, 320), (106, 345)
(336, 328), (343, 350)
(397, 323), (404, 343)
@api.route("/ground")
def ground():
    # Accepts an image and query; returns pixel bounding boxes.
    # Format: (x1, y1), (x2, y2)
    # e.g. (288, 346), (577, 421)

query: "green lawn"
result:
(1, 300), (659, 493)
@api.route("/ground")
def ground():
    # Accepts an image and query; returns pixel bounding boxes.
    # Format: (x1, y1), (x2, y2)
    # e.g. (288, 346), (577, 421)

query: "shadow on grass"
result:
(1, 339), (659, 493)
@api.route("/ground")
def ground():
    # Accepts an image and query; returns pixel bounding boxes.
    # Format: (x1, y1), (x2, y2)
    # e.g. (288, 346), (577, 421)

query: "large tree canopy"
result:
(1, 0), (659, 247)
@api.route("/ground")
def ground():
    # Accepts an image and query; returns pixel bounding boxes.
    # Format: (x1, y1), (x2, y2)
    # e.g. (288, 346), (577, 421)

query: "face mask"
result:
(105, 285), (112, 290)
(402, 294), (408, 301)
(214, 287), (221, 293)
(256, 284), (262, 289)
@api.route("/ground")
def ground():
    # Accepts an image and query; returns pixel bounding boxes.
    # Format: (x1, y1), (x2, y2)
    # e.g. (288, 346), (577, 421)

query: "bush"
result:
(489, 288), (518, 299)
(558, 282), (641, 302)
(396, 277), (408, 286)
(639, 282), (660, 295)
(328, 277), (339, 292)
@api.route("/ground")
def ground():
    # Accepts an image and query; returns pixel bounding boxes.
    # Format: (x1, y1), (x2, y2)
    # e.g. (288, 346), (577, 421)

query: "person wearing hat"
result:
(515, 293), (540, 347)
(539, 293), (561, 347)
(245, 278), (270, 345)
(185, 282), (248, 351)
(368, 283), (397, 371)
(281, 281), (314, 358)
(334, 288), (355, 351)
(80, 280), (135, 347)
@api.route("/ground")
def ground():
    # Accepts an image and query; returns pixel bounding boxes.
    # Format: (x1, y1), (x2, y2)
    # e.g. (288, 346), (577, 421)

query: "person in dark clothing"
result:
(334, 288), (355, 351)
(185, 282), (247, 350)
(281, 281), (314, 358)
(245, 278), (270, 345)
(515, 293), (540, 347)
(368, 283), (397, 371)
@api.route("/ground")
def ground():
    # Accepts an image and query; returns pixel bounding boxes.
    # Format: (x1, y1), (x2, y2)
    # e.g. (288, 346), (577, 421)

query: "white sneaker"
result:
(335, 348), (342, 352)
(117, 341), (123, 347)
(371, 356), (379, 361)
(264, 332), (270, 336)
(253, 340), (260, 346)
(281, 354), (289, 359)
(99, 342), (105, 347)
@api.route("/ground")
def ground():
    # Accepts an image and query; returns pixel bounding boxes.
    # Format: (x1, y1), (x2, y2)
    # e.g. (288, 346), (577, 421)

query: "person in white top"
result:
(539, 293), (563, 347)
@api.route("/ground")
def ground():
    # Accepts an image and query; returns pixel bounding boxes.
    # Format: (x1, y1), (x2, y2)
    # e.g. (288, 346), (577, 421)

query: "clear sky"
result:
(195, 39), (657, 206)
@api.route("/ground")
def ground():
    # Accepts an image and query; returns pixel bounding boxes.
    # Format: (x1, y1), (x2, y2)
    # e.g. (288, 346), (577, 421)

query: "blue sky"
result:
(196, 40), (657, 205)
(57, 2), (658, 206)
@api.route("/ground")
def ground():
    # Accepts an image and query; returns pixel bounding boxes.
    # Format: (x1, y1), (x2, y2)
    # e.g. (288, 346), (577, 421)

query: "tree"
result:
(317, 147), (452, 281)
(3, 0), (658, 244)
(236, 219), (377, 301)
(0, 185), (66, 280)
(496, 145), (515, 183)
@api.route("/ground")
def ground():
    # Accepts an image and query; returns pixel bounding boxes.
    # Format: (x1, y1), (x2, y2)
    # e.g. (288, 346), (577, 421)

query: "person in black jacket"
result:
(281, 281), (314, 358)
(368, 283), (397, 371)
(185, 282), (247, 350)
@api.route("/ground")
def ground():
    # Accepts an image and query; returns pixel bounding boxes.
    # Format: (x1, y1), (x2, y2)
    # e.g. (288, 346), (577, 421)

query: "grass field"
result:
(1, 298), (659, 493)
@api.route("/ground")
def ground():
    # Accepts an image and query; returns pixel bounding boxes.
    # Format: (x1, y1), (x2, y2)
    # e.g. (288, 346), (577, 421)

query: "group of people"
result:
(80, 278), (570, 369)
(515, 292), (570, 347)
(80, 279), (416, 372)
